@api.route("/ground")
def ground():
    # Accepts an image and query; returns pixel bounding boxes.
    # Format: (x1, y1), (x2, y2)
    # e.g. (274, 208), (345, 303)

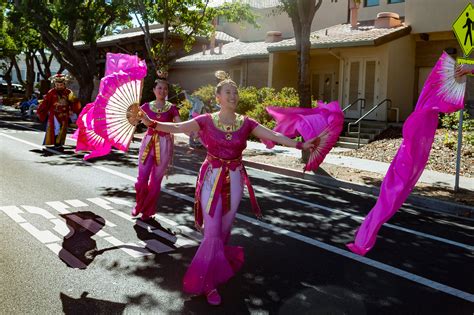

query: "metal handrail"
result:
(342, 98), (365, 112)
(347, 98), (392, 148)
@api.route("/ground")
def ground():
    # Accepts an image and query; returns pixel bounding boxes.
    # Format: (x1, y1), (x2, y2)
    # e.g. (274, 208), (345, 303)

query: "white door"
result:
(343, 58), (381, 120)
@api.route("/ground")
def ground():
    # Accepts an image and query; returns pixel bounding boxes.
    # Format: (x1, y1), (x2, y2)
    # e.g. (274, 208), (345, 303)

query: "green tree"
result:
(5, 5), (45, 97)
(0, 2), (21, 97)
(12, 0), (132, 104)
(278, 0), (322, 108)
(131, 0), (258, 70)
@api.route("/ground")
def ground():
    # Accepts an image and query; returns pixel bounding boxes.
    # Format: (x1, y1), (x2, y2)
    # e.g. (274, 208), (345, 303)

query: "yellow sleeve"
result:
(68, 91), (76, 102)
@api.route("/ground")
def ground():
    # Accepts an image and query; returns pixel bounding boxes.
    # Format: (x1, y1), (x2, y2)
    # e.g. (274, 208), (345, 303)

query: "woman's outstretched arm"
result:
(251, 124), (315, 150)
(139, 109), (200, 134)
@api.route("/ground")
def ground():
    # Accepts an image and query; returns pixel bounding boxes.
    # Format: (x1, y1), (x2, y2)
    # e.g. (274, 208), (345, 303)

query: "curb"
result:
(242, 160), (474, 218)
(133, 134), (473, 218)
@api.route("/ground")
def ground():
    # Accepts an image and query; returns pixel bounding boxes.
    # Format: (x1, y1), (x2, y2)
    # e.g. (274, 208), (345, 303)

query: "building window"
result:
(365, 0), (379, 7)
(388, 0), (404, 3)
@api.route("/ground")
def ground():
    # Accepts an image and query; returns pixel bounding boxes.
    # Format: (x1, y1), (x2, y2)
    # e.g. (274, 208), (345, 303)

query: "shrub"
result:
(236, 86), (259, 115)
(192, 85), (215, 107)
(441, 111), (474, 148)
(247, 87), (301, 129)
(178, 98), (193, 121)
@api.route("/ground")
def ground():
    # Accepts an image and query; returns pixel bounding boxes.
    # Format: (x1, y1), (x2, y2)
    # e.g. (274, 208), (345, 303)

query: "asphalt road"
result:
(1, 110), (473, 314)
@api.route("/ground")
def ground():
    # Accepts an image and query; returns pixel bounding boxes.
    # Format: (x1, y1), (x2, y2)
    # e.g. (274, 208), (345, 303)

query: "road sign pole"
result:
(451, 2), (473, 192)
(454, 108), (463, 192)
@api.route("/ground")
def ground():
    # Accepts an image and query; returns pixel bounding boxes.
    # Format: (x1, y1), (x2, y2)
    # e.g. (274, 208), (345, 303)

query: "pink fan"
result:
(93, 59), (147, 152)
(73, 102), (111, 160)
(265, 101), (344, 172)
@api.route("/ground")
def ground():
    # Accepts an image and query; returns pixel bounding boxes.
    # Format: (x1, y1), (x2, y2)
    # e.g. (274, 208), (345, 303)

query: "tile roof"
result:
(74, 27), (236, 48)
(268, 23), (412, 51)
(208, 0), (280, 9)
(174, 40), (271, 65)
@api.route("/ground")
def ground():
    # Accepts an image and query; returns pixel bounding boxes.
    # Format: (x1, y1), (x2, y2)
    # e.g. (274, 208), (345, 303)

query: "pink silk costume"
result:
(183, 113), (261, 295)
(347, 52), (469, 256)
(133, 101), (179, 218)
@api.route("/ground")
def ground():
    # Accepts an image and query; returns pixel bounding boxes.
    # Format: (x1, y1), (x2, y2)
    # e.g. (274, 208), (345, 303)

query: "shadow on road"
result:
(60, 292), (127, 314)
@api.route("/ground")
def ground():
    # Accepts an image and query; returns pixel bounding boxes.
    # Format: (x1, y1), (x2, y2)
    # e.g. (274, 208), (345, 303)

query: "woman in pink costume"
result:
(132, 70), (181, 220)
(139, 71), (315, 305)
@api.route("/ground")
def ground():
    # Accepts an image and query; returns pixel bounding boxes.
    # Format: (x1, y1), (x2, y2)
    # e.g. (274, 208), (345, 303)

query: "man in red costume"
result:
(37, 73), (81, 148)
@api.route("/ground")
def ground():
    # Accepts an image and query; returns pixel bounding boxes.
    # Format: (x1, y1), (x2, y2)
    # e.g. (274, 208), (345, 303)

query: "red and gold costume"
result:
(37, 77), (81, 146)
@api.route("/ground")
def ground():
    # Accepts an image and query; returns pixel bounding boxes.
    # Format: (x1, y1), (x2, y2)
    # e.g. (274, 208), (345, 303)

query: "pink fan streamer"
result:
(73, 102), (112, 160)
(347, 52), (466, 256)
(93, 68), (146, 152)
(74, 53), (147, 159)
(264, 101), (344, 171)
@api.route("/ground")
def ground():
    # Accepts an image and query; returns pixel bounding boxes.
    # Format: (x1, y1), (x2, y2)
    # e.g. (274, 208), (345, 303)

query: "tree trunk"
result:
(77, 76), (94, 106)
(25, 51), (36, 98)
(4, 62), (14, 97)
(298, 23), (312, 108)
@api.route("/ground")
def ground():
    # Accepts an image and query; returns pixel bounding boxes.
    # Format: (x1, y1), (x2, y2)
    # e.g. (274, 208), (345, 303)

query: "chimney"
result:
(210, 18), (217, 55)
(218, 42), (223, 54)
(202, 44), (206, 55)
(265, 31), (283, 43)
(210, 33), (216, 54)
(349, 0), (360, 29)
(374, 12), (402, 28)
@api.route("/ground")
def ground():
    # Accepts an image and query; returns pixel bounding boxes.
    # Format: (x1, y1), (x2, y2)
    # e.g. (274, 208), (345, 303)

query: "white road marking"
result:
(104, 236), (151, 257)
(105, 197), (133, 206)
(22, 205), (56, 219)
(235, 213), (474, 303)
(173, 165), (474, 251)
(109, 209), (199, 247)
(256, 186), (474, 251)
(65, 199), (89, 207)
(50, 218), (73, 237)
(137, 239), (174, 254)
(45, 201), (71, 214)
(0, 206), (27, 223)
(87, 198), (114, 210)
(18, 222), (61, 244)
(46, 243), (88, 269)
(2, 126), (473, 301)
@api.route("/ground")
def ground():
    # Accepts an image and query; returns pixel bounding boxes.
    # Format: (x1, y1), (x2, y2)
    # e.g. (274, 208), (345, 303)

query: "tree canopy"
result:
(131, 0), (258, 70)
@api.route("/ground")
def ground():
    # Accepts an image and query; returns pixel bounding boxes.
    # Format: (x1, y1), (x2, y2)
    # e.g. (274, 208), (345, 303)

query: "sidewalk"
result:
(133, 132), (473, 217)
(241, 135), (474, 190)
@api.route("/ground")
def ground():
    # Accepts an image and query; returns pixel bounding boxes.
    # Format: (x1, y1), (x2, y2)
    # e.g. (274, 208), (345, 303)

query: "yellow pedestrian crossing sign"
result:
(452, 2), (474, 56)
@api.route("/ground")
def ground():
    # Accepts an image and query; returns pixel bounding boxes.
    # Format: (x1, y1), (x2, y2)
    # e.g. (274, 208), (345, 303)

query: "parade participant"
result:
(138, 70), (316, 305)
(36, 73), (81, 148)
(131, 69), (181, 221)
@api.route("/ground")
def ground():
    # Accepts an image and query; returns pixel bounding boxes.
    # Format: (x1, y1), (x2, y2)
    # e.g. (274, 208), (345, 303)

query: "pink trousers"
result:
(133, 134), (172, 218)
(183, 166), (245, 295)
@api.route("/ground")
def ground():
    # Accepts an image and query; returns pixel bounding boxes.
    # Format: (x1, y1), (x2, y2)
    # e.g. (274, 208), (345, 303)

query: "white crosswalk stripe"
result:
(0, 197), (199, 268)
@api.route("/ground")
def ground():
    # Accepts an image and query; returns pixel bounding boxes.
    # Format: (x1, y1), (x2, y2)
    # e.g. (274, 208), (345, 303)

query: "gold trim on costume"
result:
(205, 167), (223, 214)
(141, 134), (161, 165)
(149, 100), (172, 114)
(211, 112), (244, 132)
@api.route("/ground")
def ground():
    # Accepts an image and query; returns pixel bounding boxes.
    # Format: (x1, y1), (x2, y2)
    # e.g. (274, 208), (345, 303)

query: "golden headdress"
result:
(49, 73), (70, 84)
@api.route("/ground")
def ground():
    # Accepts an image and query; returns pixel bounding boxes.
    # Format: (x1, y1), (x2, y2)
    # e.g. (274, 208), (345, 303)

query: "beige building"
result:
(175, 0), (472, 125)
(268, 0), (472, 122)
(171, 0), (349, 92)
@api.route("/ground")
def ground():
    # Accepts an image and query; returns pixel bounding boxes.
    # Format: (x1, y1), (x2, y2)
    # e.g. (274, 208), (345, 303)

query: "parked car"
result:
(0, 83), (26, 95)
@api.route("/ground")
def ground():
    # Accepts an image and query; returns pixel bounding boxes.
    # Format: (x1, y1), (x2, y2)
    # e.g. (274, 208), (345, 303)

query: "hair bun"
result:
(215, 70), (230, 81)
